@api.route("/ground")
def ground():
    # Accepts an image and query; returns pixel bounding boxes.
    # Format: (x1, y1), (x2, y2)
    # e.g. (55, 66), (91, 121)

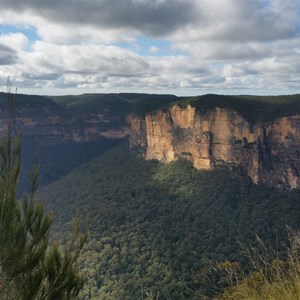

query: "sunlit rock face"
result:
(129, 104), (300, 190)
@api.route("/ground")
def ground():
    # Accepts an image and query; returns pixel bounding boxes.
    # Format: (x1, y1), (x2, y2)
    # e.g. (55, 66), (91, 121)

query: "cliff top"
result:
(0, 92), (62, 116)
(1, 92), (300, 123)
(175, 94), (300, 124)
(50, 93), (178, 116)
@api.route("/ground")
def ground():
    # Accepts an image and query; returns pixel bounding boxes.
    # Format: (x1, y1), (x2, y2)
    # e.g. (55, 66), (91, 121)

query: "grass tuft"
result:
(219, 228), (300, 300)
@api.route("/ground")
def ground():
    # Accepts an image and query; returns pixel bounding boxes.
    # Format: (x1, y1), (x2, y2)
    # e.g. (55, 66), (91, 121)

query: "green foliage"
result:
(50, 93), (179, 117)
(51, 94), (132, 115)
(0, 120), (86, 299)
(0, 92), (61, 114)
(177, 94), (300, 124)
(5, 92), (300, 126)
(40, 143), (300, 299)
(129, 94), (178, 116)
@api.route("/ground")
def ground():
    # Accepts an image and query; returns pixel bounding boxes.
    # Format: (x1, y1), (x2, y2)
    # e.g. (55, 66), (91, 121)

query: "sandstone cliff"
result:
(128, 104), (300, 189)
(0, 93), (129, 145)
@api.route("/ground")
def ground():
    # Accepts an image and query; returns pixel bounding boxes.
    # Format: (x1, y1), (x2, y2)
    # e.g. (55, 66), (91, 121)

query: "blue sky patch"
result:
(1, 24), (39, 42)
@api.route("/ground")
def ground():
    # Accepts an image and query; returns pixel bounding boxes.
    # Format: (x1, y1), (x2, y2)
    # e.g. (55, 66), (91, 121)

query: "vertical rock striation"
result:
(128, 105), (300, 189)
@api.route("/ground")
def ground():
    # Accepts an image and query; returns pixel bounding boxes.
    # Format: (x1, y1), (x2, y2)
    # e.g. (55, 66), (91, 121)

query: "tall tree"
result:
(0, 88), (86, 300)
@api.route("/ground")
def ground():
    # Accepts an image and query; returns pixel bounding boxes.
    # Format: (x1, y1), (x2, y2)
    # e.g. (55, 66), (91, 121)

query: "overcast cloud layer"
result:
(0, 0), (299, 95)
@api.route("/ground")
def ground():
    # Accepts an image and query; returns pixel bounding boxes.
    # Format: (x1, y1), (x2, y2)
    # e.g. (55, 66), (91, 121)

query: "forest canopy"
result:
(40, 143), (300, 299)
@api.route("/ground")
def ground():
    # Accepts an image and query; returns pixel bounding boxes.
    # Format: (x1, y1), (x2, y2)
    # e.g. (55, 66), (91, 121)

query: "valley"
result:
(2, 92), (300, 299)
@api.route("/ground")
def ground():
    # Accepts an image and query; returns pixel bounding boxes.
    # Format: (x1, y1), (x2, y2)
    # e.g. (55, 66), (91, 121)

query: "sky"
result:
(0, 0), (299, 96)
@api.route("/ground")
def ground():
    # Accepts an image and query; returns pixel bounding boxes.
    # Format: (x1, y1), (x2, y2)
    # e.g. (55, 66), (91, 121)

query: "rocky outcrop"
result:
(127, 114), (147, 155)
(128, 104), (300, 189)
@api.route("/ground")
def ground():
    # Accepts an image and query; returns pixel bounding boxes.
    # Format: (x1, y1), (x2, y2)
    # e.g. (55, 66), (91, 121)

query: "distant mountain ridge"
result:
(1, 92), (300, 189)
(0, 92), (178, 191)
(0, 92), (179, 144)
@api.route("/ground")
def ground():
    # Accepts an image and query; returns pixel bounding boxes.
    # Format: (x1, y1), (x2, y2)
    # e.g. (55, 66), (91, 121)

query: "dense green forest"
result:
(39, 143), (300, 299)
(2, 92), (300, 124)
(176, 94), (300, 124)
(50, 92), (300, 123)
(50, 93), (179, 116)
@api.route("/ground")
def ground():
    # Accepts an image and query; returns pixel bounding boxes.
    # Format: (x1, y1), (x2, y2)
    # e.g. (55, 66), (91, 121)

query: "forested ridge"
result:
(176, 94), (300, 124)
(2, 92), (300, 122)
(3, 92), (300, 298)
(39, 143), (300, 299)
(50, 92), (300, 123)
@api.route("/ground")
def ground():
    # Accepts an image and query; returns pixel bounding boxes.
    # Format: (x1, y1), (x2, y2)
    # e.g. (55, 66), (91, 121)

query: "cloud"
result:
(171, 0), (299, 43)
(0, 41), (150, 90)
(0, 0), (299, 95)
(29, 42), (148, 73)
(0, 44), (18, 65)
(1, 0), (299, 45)
(149, 46), (160, 54)
(0, 0), (198, 37)
(0, 33), (28, 50)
